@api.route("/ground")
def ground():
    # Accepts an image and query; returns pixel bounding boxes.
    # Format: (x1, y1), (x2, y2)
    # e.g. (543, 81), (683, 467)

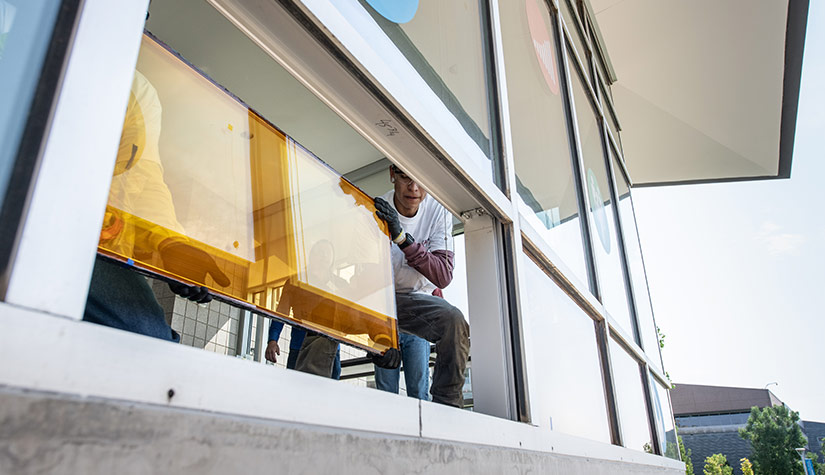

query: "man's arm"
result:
(401, 244), (454, 289)
(265, 320), (285, 363)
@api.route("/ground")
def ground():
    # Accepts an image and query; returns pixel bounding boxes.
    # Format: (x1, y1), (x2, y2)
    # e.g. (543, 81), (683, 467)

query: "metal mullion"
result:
(607, 142), (666, 373)
(596, 319), (623, 446)
(557, 10), (623, 448)
(479, 0), (532, 423)
(600, 120), (642, 348)
(601, 113), (665, 451)
(559, 10), (590, 88)
(608, 136), (633, 187)
(557, 11), (599, 300)
(641, 364), (664, 456)
(567, 0), (590, 54)
(479, 0), (507, 193)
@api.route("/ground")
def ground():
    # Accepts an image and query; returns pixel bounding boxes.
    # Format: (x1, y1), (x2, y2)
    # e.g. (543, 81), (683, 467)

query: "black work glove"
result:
(168, 282), (213, 303)
(160, 241), (231, 304)
(370, 347), (401, 369)
(373, 197), (403, 241)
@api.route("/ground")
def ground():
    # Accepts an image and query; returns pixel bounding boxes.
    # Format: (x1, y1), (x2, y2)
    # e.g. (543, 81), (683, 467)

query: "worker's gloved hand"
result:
(168, 282), (213, 303)
(160, 241), (231, 285)
(374, 197), (403, 241)
(370, 347), (401, 369)
(160, 241), (231, 303)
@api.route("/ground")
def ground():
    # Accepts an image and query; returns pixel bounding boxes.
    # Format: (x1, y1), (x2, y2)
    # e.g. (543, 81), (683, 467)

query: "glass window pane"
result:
(568, 57), (632, 331)
(360, 0), (495, 172)
(609, 339), (653, 452)
(520, 251), (611, 443)
(98, 34), (398, 353)
(0, 0), (62, 210)
(560, 0), (588, 75)
(612, 151), (660, 362)
(651, 374), (680, 460)
(500, 0), (589, 285)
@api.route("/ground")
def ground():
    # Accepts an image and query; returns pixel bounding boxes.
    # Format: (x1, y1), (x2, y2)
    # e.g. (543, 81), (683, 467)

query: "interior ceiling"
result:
(146, 0), (383, 177)
(590, 0), (796, 185)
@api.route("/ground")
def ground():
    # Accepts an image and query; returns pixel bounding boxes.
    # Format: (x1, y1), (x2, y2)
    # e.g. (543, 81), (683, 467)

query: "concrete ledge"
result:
(0, 387), (683, 474)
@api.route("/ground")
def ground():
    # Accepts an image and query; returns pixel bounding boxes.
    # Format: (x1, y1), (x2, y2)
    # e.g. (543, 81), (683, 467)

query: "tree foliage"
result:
(679, 434), (695, 475)
(740, 458), (754, 475)
(703, 453), (733, 475)
(738, 405), (807, 475)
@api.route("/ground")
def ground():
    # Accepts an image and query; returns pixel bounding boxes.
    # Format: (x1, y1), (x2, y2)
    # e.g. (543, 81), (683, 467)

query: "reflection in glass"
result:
(0, 0), (62, 215)
(360, 0), (494, 170)
(651, 375), (680, 460)
(612, 152), (660, 363)
(500, 0), (588, 285)
(520, 251), (611, 443)
(568, 57), (632, 331)
(559, 0), (588, 75)
(98, 34), (397, 353)
(609, 339), (653, 452)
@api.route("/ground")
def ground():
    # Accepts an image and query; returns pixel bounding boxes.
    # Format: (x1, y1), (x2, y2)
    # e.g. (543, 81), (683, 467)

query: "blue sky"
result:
(634, 2), (825, 422)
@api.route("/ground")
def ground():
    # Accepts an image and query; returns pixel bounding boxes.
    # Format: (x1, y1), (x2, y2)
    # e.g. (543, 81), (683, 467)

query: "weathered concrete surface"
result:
(0, 388), (682, 475)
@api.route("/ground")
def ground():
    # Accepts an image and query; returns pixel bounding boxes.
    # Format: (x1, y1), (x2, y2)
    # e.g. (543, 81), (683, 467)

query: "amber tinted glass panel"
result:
(98, 35), (397, 352)
(500, 0), (589, 285)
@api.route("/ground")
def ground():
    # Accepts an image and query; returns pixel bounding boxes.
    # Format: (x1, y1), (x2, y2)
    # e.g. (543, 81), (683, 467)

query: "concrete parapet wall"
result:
(0, 387), (682, 475)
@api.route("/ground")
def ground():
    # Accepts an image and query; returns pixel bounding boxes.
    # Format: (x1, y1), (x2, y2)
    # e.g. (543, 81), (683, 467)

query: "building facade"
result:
(0, 0), (807, 473)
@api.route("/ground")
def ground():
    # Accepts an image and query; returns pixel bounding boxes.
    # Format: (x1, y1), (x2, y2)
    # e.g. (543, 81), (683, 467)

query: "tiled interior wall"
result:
(150, 279), (369, 386)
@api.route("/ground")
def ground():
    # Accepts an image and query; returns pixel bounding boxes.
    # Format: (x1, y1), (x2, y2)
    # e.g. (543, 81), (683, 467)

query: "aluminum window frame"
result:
(0, 0), (681, 467)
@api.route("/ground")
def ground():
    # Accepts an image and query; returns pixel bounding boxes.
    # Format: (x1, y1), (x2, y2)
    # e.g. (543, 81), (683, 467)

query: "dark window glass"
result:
(360, 0), (497, 178)
(0, 0), (63, 226)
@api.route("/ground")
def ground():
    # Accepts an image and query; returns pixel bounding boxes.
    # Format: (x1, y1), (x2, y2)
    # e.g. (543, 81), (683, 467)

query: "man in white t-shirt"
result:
(371, 165), (470, 408)
(295, 165), (470, 407)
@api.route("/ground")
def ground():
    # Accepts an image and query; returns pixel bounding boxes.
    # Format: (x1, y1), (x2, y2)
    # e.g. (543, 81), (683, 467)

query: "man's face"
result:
(391, 167), (427, 214)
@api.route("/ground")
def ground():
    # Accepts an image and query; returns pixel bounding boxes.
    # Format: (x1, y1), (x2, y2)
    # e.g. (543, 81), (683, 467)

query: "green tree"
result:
(808, 450), (825, 475)
(679, 434), (695, 475)
(740, 458), (754, 475)
(703, 453), (733, 475)
(738, 405), (807, 475)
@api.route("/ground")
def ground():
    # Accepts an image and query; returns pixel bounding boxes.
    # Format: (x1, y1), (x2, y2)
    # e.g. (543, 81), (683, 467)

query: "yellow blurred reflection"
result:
(98, 34), (397, 352)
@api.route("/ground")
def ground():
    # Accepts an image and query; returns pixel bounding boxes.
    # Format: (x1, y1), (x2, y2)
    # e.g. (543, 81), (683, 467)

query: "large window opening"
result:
(498, 0), (590, 287)
(84, 0), (474, 409)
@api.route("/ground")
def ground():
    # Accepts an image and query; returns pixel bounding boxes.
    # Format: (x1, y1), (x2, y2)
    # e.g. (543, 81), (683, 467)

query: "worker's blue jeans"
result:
(373, 332), (431, 400)
(84, 257), (180, 342)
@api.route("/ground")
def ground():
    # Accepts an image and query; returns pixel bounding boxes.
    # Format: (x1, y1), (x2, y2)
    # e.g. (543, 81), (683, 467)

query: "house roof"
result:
(671, 383), (784, 416)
